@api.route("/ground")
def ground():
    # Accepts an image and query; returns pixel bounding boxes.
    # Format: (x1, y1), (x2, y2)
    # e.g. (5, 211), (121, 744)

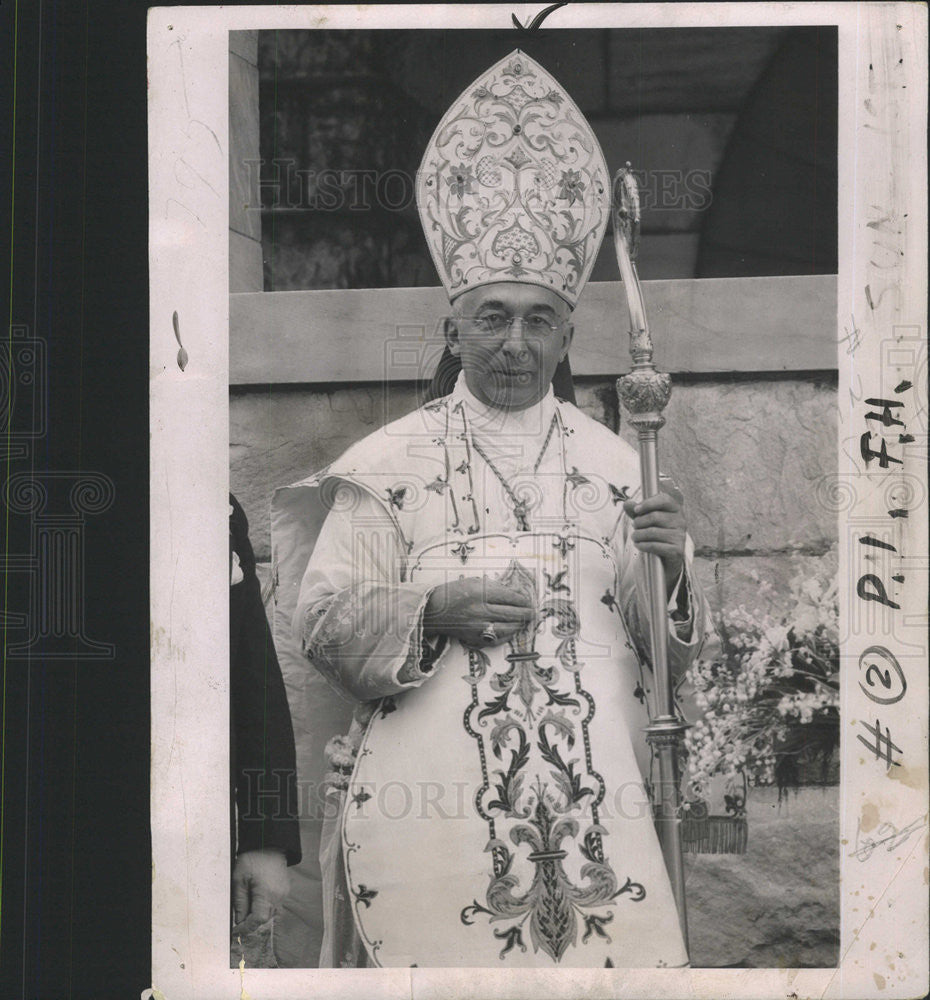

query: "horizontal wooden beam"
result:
(229, 274), (836, 385)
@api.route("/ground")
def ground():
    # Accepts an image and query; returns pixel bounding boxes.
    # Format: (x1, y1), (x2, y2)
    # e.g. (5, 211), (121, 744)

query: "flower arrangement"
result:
(684, 546), (840, 797)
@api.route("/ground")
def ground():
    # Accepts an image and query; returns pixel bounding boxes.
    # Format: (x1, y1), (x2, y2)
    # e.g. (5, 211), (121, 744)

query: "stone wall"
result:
(685, 786), (839, 968)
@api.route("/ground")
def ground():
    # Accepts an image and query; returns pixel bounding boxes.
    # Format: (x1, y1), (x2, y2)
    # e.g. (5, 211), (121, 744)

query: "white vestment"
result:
(283, 375), (708, 968)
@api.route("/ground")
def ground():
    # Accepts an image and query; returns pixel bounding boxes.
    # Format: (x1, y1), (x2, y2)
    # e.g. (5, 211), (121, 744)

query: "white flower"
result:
(801, 578), (823, 603)
(763, 624), (789, 651)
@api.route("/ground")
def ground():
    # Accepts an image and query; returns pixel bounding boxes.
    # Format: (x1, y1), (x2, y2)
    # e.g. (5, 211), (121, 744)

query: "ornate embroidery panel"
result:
(455, 548), (646, 963)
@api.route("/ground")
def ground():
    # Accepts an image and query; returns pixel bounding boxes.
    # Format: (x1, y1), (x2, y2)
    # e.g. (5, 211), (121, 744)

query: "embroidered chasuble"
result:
(281, 375), (707, 968)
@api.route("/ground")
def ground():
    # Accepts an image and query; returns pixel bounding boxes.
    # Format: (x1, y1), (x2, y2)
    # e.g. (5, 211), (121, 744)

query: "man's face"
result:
(446, 283), (574, 411)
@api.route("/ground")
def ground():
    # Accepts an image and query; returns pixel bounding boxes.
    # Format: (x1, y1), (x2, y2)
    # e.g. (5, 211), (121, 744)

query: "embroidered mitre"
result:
(416, 50), (610, 307)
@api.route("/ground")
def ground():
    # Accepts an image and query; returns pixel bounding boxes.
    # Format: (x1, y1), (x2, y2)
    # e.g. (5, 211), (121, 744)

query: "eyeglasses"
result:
(461, 312), (565, 337)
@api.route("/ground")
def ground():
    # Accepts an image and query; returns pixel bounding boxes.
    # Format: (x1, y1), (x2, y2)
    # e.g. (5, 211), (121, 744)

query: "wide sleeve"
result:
(292, 483), (442, 703)
(611, 505), (711, 681)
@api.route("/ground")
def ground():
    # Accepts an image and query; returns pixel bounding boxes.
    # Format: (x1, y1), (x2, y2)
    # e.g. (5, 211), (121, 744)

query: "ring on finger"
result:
(481, 624), (497, 643)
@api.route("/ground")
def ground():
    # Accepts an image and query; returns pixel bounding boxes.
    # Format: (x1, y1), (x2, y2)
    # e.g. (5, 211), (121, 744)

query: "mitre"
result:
(416, 50), (610, 308)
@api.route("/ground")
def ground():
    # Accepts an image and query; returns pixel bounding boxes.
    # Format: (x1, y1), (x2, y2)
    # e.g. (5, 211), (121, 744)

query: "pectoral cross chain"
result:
(470, 416), (557, 531)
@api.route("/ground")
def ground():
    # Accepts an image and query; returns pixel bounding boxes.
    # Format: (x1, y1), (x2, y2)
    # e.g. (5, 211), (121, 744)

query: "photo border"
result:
(148, 4), (928, 997)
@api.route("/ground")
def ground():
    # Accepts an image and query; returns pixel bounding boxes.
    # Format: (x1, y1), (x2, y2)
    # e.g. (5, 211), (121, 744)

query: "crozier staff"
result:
(285, 50), (709, 968)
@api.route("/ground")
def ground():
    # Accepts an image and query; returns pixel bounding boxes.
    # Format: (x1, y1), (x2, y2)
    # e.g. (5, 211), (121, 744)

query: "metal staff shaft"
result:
(611, 164), (690, 953)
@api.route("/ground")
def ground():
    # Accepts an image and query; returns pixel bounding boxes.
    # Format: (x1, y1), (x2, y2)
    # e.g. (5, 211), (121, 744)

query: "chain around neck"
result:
(469, 414), (559, 530)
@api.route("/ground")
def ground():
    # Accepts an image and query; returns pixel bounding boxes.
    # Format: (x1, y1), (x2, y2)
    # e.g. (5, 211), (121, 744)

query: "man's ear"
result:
(560, 321), (575, 362)
(444, 315), (462, 357)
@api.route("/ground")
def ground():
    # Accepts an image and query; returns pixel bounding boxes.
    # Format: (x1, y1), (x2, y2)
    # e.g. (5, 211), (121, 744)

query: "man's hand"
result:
(423, 577), (535, 648)
(232, 848), (290, 924)
(623, 490), (687, 592)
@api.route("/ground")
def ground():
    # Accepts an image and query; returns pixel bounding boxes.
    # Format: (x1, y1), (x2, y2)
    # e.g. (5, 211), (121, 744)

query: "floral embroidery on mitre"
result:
(416, 50), (610, 307)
